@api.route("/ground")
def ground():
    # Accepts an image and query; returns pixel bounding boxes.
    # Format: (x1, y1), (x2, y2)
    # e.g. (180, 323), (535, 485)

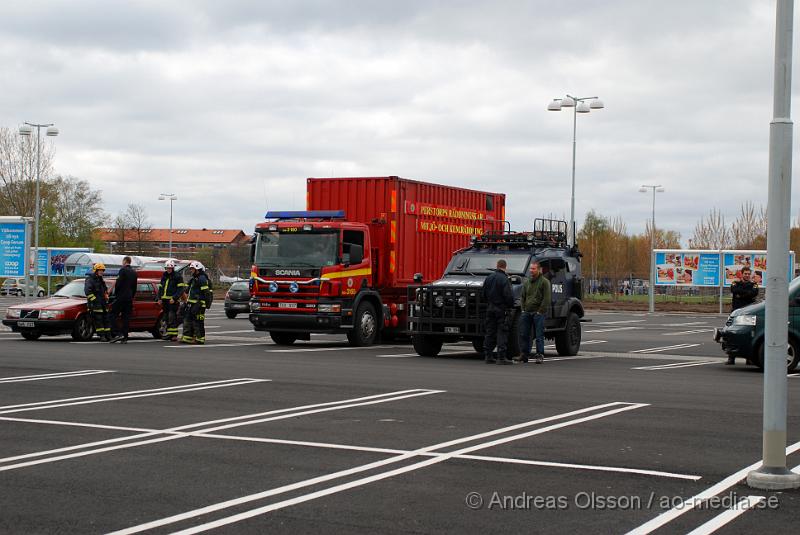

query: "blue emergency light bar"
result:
(264, 210), (346, 220)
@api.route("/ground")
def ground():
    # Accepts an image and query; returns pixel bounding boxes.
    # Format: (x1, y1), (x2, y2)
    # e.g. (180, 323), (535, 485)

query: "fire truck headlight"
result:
(250, 301), (261, 312)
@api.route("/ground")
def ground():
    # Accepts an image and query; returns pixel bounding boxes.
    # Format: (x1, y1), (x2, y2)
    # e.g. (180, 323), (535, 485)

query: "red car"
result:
(2, 278), (167, 341)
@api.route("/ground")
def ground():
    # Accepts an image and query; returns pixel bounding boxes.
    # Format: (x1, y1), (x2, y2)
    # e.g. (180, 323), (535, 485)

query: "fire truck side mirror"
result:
(349, 244), (363, 265)
(249, 239), (256, 263)
(413, 273), (423, 283)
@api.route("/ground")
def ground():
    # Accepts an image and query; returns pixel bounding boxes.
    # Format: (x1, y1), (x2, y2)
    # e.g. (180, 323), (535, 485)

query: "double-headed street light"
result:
(158, 193), (178, 257)
(19, 122), (59, 299)
(639, 184), (664, 313)
(548, 95), (604, 244)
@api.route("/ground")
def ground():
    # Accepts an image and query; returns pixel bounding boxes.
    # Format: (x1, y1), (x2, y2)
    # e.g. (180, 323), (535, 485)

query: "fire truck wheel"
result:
(270, 332), (297, 346)
(348, 302), (378, 346)
(555, 312), (581, 356)
(412, 334), (443, 357)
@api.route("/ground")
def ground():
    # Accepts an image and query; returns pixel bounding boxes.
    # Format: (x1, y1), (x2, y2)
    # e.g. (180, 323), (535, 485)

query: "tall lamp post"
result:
(19, 122), (59, 298)
(547, 94), (604, 244)
(639, 185), (664, 313)
(158, 193), (177, 257)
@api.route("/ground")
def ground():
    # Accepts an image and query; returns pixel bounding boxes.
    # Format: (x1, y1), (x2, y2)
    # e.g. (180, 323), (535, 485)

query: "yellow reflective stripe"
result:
(200, 285), (209, 290)
(87, 295), (96, 300)
(188, 299), (198, 303)
(321, 268), (372, 280)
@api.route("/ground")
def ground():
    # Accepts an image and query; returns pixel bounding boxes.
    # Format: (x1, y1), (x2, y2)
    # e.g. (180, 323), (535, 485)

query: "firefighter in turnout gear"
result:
(181, 261), (212, 345)
(84, 263), (111, 341)
(158, 260), (186, 341)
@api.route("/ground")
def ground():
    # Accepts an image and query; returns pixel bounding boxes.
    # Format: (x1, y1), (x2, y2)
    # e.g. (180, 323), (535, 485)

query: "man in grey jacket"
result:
(517, 261), (551, 364)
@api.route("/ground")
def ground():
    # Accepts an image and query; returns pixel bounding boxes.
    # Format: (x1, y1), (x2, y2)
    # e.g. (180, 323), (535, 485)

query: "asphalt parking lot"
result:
(1, 297), (799, 534)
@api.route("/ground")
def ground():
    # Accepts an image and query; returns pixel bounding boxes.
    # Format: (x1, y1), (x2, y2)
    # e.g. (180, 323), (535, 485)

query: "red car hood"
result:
(8, 297), (85, 311)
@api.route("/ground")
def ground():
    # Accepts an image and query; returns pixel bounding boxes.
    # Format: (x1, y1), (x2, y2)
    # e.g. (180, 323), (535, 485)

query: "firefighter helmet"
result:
(93, 263), (106, 272)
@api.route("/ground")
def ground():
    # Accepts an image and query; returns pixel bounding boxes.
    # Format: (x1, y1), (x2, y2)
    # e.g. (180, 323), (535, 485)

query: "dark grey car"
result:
(224, 281), (251, 318)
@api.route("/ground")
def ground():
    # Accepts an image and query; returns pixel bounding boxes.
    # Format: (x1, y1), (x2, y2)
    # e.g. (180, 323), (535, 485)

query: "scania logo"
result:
(274, 269), (301, 276)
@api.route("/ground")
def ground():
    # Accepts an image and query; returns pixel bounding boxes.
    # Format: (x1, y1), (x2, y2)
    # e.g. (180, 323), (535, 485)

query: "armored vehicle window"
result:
(549, 259), (566, 279)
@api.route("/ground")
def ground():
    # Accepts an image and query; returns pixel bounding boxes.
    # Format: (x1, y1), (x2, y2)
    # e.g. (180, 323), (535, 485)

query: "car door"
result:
(132, 282), (159, 329)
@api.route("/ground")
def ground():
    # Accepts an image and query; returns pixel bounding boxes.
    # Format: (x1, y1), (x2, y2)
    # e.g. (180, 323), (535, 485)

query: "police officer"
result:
(84, 263), (111, 341)
(109, 256), (137, 343)
(158, 260), (186, 341)
(483, 258), (515, 364)
(181, 261), (212, 345)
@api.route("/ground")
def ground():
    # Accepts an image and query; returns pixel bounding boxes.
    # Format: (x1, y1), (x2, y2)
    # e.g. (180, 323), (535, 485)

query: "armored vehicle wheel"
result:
(555, 312), (581, 356)
(413, 334), (443, 357)
(472, 338), (484, 355)
(270, 332), (297, 345)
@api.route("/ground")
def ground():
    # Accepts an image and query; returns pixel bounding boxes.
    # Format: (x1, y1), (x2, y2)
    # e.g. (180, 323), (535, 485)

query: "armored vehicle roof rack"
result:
(473, 218), (568, 249)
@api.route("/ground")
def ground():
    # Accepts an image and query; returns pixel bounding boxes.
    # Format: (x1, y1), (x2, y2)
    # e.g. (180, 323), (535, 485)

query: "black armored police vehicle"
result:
(407, 219), (586, 358)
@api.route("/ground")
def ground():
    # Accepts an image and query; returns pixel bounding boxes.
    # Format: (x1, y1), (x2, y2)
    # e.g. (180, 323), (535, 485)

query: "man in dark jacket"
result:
(482, 259), (515, 364)
(731, 267), (758, 312)
(181, 261), (213, 345)
(110, 256), (138, 343)
(517, 261), (552, 364)
(158, 260), (186, 341)
(84, 263), (111, 342)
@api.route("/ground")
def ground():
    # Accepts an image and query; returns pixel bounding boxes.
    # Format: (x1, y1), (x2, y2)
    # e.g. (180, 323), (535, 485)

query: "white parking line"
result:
(0, 389), (443, 472)
(166, 342), (266, 349)
(266, 345), (404, 353)
(685, 495), (766, 535)
(0, 370), (114, 383)
(117, 402), (647, 534)
(633, 361), (716, 371)
(626, 440), (800, 535)
(585, 327), (642, 333)
(630, 343), (700, 354)
(663, 329), (714, 336)
(0, 378), (268, 414)
(659, 322), (709, 327)
(591, 320), (647, 325)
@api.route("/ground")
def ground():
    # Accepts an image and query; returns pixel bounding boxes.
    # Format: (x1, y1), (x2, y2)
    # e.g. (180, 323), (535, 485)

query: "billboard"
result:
(36, 248), (92, 276)
(655, 251), (720, 287)
(654, 249), (795, 288)
(0, 219), (28, 278)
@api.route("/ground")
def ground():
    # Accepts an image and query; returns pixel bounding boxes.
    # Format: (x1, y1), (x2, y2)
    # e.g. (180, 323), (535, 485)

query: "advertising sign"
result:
(36, 248), (92, 276)
(721, 250), (795, 287)
(0, 219), (28, 278)
(654, 251), (720, 287)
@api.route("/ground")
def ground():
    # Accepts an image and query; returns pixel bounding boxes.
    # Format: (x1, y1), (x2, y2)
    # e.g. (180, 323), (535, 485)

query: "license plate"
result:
(18, 321), (35, 328)
(234, 304), (249, 309)
(278, 302), (298, 309)
(445, 326), (460, 334)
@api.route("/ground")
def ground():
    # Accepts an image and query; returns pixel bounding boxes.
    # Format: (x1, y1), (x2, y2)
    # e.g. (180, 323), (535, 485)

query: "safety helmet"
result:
(189, 261), (205, 271)
(164, 260), (176, 269)
(93, 263), (106, 272)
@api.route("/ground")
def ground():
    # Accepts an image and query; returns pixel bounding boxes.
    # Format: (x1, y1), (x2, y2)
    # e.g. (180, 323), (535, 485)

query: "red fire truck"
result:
(248, 176), (505, 346)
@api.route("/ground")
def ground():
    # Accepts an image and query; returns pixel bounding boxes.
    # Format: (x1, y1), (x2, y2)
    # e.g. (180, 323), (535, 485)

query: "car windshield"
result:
(53, 280), (87, 298)
(446, 254), (529, 275)
(790, 276), (800, 297)
(230, 282), (249, 291)
(254, 231), (338, 267)
(1, 280), (14, 287)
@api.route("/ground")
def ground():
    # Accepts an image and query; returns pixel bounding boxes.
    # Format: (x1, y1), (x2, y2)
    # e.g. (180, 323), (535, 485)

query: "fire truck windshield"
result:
(254, 231), (338, 267)
(446, 253), (529, 275)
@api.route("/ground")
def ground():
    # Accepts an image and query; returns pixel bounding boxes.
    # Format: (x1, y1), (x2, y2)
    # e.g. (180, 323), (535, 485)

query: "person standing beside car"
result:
(158, 260), (186, 341)
(731, 267), (758, 312)
(517, 261), (552, 364)
(110, 256), (138, 343)
(482, 259), (515, 365)
(84, 263), (111, 342)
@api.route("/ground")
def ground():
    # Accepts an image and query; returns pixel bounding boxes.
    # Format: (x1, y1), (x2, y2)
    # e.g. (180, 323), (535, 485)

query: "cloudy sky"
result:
(2, 0), (797, 243)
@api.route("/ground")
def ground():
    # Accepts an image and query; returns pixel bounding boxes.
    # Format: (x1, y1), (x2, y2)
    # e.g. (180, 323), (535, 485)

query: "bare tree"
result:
(730, 202), (767, 249)
(0, 126), (55, 217)
(122, 203), (152, 254)
(691, 208), (731, 249)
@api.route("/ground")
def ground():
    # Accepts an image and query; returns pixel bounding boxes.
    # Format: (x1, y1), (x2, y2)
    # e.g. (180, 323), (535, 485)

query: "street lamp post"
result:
(547, 94), (604, 245)
(639, 185), (664, 313)
(158, 193), (177, 257)
(19, 122), (58, 299)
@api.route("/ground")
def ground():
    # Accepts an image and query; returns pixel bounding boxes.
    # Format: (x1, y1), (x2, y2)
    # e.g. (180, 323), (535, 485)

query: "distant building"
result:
(95, 228), (250, 256)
